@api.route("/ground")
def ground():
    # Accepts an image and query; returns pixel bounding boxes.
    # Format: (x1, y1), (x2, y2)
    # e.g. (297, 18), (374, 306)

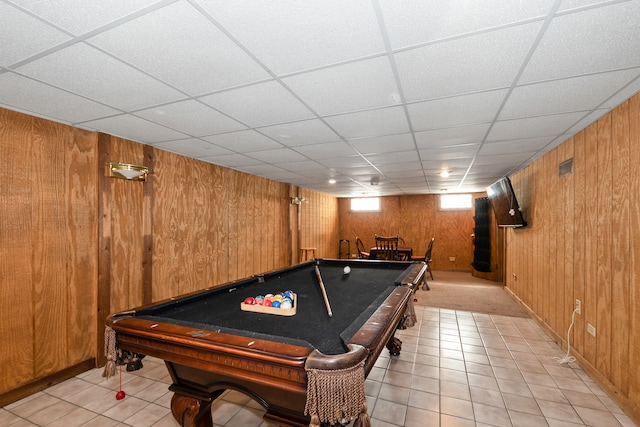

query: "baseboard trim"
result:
(0, 358), (96, 408)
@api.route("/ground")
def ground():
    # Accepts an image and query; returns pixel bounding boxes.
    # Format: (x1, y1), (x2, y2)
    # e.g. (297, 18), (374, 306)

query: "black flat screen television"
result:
(486, 176), (527, 228)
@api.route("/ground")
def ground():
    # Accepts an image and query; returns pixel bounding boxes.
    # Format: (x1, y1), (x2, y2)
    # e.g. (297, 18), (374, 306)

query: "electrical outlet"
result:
(575, 299), (581, 314)
(449, 256), (456, 262)
(587, 323), (596, 337)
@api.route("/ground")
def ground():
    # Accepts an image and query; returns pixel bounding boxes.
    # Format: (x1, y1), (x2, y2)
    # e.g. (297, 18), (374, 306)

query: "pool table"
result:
(106, 259), (427, 427)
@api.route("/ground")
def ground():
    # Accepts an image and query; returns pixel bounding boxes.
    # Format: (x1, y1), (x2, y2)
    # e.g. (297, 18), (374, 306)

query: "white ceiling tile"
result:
(395, 22), (542, 101)
(8, 0), (166, 35)
(80, 114), (188, 144)
(415, 124), (491, 149)
(135, 100), (245, 137)
(294, 142), (359, 160)
(2, 1), (639, 197)
(0, 3), (71, 67)
(475, 151), (535, 166)
(154, 138), (234, 158)
(479, 137), (554, 155)
(0, 72), (120, 124)
(565, 108), (610, 135)
(520, 1), (640, 83)
(283, 56), (401, 115)
(246, 148), (309, 164)
(365, 150), (420, 165)
(487, 111), (586, 141)
(603, 76), (640, 109)
(557, 0), (617, 12)
(380, 0), (555, 49)
(324, 106), (410, 139)
(201, 130), (282, 152)
(258, 119), (341, 146)
(201, 153), (264, 167)
(347, 133), (416, 154)
(409, 90), (508, 130)
(377, 161), (424, 173)
(236, 164), (288, 176)
(502, 69), (640, 119)
(199, 0), (385, 75)
(422, 158), (473, 170)
(384, 170), (426, 179)
(279, 160), (331, 173)
(331, 165), (380, 175)
(15, 43), (184, 111)
(200, 81), (313, 127)
(88, 2), (271, 95)
(419, 144), (479, 161)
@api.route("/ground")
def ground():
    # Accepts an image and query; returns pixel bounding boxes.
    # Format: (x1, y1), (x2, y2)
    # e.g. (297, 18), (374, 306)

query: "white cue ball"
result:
(343, 266), (351, 274)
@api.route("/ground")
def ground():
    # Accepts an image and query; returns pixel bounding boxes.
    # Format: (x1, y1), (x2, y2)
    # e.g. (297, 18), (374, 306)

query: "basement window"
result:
(440, 194), (472, 210)
(350, 197), (380, 212)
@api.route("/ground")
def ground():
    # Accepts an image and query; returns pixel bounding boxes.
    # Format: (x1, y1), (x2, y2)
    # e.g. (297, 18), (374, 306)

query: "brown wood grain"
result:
(610, 100), (630, 394)
(0, 109), (36, 391)
(572, 131), (586, 355)
(583, 123), (599, 363)
(629, 94), (640, 403)
(66, 129), (98, 365)
(595, 115), (612, 378)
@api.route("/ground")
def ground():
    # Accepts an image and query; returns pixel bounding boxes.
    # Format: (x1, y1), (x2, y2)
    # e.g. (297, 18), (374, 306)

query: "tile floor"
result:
(1, 305), (637, 427)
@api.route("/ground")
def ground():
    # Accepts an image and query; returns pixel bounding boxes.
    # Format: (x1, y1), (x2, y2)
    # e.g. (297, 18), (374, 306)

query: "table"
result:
(369, 247), (413, 260)
(106, 259), (427, 427)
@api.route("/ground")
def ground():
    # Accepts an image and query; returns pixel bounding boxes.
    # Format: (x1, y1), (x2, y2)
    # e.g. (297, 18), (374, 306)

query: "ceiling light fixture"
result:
(108, 163), (152, 181)
(328, 179), (336, 184)
(440, 170), (450, 178)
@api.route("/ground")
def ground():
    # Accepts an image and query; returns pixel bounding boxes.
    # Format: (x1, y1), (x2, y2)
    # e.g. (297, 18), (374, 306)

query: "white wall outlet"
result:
(587, 323), (596, 337)
(449, 256), (456, 262)
(575, 299), (581, 314)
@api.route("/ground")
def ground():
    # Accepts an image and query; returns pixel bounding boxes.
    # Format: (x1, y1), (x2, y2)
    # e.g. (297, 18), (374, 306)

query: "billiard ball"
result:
(281, 300), (292, 309)
(343, 266), (351, 274)
(243, 297), (254, 305)
(271, 301), (281, 308)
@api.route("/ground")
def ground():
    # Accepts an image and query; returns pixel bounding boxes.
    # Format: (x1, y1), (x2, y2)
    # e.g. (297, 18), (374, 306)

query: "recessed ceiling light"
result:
(440, 170), (450, 178)
(328, 179), (336, 184)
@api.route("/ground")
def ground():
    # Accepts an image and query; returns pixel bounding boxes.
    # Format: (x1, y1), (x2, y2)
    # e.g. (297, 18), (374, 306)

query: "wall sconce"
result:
(290, 196), (307, 205)
(108, 163), (153, 181)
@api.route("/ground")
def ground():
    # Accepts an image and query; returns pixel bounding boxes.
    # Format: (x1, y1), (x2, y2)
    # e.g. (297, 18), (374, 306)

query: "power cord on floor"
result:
(554, 307), (578, 365)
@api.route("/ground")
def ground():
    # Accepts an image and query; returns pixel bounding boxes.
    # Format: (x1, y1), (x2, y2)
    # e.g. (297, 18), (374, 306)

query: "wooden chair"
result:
(355, 237), (370, 259)
(412, 238), (434, 281)
(374, 235), (402, 260)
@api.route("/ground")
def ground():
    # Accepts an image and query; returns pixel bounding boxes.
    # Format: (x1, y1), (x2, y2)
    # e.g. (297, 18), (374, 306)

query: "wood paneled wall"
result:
(506, 93), (640, 423)
(298, 187), (340, 260)
(338, 194), (485, 271)
(0, 108), (340, 404)
(0, 109), (98, 402)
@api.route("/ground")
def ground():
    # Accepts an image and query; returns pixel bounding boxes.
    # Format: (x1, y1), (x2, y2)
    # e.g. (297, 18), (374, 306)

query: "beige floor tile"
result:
(370, 398), (407, 425)
(441, 395), (474, 420)
(2, 306), (635, 427)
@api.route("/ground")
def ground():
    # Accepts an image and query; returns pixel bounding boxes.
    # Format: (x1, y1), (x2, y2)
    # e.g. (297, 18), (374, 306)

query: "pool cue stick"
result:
(314, 263), (333, 318)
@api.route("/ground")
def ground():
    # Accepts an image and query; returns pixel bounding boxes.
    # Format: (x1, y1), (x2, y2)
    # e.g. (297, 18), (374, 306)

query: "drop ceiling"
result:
(1, 0), (639, 197)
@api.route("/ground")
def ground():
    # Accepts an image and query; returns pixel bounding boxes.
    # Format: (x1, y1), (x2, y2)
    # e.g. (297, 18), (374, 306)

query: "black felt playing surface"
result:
(136, 260), (412, 355)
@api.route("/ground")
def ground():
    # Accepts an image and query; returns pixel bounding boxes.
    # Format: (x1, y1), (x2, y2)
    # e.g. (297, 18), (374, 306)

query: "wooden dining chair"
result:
(374, 235), (401, 260)
(355, 237), (370, 259)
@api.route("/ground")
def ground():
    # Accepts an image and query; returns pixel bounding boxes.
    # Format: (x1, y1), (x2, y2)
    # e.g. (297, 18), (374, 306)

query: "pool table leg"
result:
(386, 336), (402, 356)
(171, 393), (214, 427)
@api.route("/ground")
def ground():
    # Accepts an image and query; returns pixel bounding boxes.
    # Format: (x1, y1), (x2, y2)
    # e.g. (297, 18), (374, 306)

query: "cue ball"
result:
(343, 266), (351, 274)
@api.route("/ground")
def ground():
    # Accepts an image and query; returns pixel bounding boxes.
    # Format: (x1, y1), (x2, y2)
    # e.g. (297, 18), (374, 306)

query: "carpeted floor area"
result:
(414, 270), (530, 318)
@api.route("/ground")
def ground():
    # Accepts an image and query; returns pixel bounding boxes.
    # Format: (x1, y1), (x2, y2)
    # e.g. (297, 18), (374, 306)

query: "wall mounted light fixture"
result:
(108, 163), (153, 181)
(290, 196), (307, 205)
